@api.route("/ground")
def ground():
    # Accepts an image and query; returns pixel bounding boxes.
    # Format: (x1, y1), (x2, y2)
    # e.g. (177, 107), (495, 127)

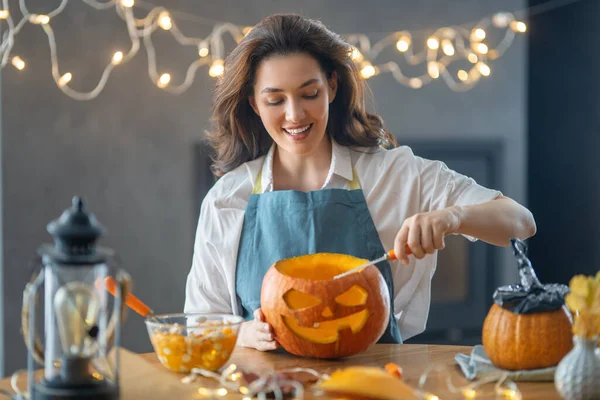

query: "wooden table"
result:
(0, 344), (561, 399)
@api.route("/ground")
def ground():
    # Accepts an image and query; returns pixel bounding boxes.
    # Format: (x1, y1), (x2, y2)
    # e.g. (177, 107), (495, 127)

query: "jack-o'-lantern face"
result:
(261, 253), (390, 359)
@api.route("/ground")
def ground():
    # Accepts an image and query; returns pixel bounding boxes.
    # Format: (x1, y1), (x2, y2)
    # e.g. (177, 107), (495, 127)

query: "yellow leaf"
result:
(569, 275), (590, 298)
(566, 293), (587, 312)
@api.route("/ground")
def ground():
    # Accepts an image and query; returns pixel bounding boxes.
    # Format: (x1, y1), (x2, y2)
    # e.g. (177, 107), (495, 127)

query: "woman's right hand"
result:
(237, 308), (279, 351)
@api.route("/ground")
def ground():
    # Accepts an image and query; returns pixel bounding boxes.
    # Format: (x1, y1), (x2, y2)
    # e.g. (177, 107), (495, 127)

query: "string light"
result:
(0, 1), (529, 99)
(458, 70), (468, 81)
(11, 56), (25, 70)
(112, 51), (123, 65)
(58, 72), (72, 88)
(209, 59), (224, 78)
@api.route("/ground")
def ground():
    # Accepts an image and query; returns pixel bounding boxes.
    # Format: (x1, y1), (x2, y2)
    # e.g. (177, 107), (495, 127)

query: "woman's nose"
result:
(285, 100), (306, 122)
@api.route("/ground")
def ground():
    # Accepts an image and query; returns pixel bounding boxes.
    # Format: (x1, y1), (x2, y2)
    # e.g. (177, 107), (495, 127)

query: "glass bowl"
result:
(145, 313), (243, 373)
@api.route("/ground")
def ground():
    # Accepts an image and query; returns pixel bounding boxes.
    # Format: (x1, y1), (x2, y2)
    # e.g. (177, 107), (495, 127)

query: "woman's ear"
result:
(328, 71), (338, 104)
(249, 96), (260, 116)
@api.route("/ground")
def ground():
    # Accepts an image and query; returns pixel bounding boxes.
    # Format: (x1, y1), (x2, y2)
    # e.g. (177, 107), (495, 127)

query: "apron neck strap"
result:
(252, 165), (361, 195)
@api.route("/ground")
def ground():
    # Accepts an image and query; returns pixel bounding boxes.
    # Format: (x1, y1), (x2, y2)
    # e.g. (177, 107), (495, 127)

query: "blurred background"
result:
(1, 0), (598, 377)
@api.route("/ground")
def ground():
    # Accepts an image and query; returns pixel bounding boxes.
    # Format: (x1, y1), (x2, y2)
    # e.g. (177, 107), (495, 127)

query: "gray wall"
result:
(1, 0), (526, 375)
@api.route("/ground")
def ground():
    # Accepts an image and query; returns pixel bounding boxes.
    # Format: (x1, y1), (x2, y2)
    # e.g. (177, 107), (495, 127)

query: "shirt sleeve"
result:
(417, 155), (502, 241)
(184, 196), (233, 314)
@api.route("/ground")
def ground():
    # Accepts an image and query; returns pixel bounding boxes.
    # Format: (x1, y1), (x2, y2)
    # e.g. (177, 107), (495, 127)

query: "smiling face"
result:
(249, 53), (337, 157)
(260, 253), (390, 359)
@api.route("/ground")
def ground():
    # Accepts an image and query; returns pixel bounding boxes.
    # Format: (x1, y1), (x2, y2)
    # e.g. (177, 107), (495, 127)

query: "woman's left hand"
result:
(394, 207), (461, 265)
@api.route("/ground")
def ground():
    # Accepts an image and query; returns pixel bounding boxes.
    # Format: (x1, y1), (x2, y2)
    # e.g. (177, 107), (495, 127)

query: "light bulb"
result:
(157, 73), (171, 88)
(216, 388), (228, 396)
(350, 47), (363, 62)
(475, 43), (488, 54)
(427, 37), (439, 50)
(11, 56), (25, 70)
(359, 63), (376, 79)
(476, 61), (490, 76)
(396, 36), (410, 52)
(198, 42), (209, 57)
(427, 62), (439, 79)
(510, 21), (527, 33)
(209, 59), (225, 78)
(112, 51), (123, 65)
(471, 28), (486, 41)
(0, 10), (9, 19)
(468, 53), (478, 63)
(58, 73), (72, 88)
(29, 14), (50, 24)
(441, 39), (455, 56)
(158, 12), (172, 30)
(409, 78), (422, 89)
(458, 70), (468, 82)
(463, 388), (478, 399)
(54, 282), (100, 357)
(120, 0), (134, 8)
(492, 12), (510, 28)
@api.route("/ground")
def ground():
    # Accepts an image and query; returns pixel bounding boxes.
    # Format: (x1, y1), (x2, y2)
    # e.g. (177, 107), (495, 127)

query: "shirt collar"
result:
(260, 139), (353, 192)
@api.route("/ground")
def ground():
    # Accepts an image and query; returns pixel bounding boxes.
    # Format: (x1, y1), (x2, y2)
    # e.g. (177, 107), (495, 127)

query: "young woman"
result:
(184, 14), (536, 351)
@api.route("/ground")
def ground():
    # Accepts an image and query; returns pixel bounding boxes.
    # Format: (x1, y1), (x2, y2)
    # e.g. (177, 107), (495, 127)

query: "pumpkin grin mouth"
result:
(281, 309), (371, 344)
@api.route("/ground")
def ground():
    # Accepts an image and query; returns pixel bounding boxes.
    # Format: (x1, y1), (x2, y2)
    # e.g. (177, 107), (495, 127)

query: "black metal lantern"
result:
(21, 197), (130, 400)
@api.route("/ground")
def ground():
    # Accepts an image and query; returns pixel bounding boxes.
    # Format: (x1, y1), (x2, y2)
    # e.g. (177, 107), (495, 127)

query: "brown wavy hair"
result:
(207, 13), (396, 177)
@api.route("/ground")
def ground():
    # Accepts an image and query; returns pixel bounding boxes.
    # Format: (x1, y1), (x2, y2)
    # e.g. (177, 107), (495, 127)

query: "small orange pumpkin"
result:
(482, 303), (573, 370)
(481, 239), (573, 371)
(260, 253), (390, 358)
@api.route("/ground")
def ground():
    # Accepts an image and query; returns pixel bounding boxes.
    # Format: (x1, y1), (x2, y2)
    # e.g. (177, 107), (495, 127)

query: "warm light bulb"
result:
(396, 36), (410, 52)
(58, 73), (72, 88)
(503, 389), (520, 399)
(475, 43), (488, 54)
(29, 14), (50, 24)
(239, 386), (249, 395)
(463, 388), (478, 399)
(209, 59), (225, 78)
(427, 37), (439, 50)
(120, 0), (134, 8)
(54, 282), (100, 356)
(441, 39), (455, 56)
(112, 51), (123, 65)
(11, 56), (25, 70)
(472, 28), (486, 41)
(476, 62), (490, 76)
(157, 73), (171, 88)
(350, 47), (364, 62)
(457, 70), (468, 82)
(359, 63), (376, 79)
(216, 388), (227, 396)
(426, 395), (440, 400)
(492, 12), (510, 28)
(0, 10), (9, 19)
(468, 53), (478, 63)
(510, 21), (527, 33)
(409, 77), (422, 89)
(427, 62), (439, 79)
(198, 43), (209, 57)
(158, 12), (172, 30)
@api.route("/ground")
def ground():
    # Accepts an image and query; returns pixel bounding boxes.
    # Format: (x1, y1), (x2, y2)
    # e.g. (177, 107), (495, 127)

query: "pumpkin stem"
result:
(511, 238), (543, 290)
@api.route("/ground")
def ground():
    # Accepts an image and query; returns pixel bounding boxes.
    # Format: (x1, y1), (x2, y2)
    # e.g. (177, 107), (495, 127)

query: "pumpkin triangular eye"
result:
(335, 285), (368, 306)
(283, 289), (322, 310)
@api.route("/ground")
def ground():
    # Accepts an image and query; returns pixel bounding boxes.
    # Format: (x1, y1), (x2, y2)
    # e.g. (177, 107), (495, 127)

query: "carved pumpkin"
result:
(482, 239), (573, 370)
(260, 253), (390, 358)
(482, 303), (573, 370)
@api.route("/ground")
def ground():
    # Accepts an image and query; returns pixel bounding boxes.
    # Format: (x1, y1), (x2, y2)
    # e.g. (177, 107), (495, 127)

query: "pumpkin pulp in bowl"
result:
(146, 313), (242, 373)
(261, 253), (391, 359)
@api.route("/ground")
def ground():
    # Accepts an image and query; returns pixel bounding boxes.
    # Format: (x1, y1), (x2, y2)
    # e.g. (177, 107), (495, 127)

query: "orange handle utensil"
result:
(103, 276), (154, 319)
(334, 245), (412, 279)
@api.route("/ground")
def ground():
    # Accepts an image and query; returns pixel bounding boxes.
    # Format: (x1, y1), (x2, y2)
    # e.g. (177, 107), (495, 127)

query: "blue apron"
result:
(235, 165), (402, 344)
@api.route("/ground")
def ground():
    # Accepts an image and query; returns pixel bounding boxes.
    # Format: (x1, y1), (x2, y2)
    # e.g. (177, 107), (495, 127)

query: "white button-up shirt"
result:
(185, 140), (501, 340)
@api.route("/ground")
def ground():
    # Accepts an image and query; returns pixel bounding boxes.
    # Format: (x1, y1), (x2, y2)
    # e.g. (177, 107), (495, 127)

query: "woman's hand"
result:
(237, 308), (279, 351)
(394, 207), (461, 265)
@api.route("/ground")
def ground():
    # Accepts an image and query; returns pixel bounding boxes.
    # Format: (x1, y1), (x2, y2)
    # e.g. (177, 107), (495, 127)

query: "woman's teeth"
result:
(284, 124), (312, 135)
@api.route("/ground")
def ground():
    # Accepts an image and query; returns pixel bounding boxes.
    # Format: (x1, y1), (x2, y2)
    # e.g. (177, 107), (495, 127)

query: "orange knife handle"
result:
(387, 245), (412, 261)
(103, 276), (152, 318)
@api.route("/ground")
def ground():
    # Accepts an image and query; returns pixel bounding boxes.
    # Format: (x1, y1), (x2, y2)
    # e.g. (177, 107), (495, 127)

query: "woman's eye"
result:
(266, 99), (283, 106)
(304, 91), (319, 99)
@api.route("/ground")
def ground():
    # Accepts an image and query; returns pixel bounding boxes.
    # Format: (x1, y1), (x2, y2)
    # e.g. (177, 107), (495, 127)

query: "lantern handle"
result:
(21, 268), (46, 366)
(104, 271), (131, 350)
